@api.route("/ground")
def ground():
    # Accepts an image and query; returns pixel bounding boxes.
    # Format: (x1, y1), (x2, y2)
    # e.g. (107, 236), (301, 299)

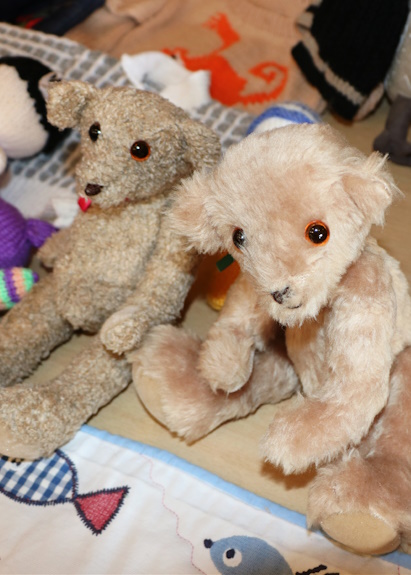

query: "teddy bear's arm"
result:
(37, 226), (73, 269)
(261, 251), (397, 474)
(198, 272), (278, 393)
(100, 220), (199, 354)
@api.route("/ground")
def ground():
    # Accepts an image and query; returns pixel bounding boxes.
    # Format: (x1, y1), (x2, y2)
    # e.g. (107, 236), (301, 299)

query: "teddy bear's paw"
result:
(0, 386), (74, 459)
(307, 454), (406, 554)
(198, 333), (255, 393)
(259, 403), (315, 475)
(260, 394), (363, 475)
(0, 424), (46, 460)
(131, 324), (232, 442)
(260, 424), (312, 475)
(101, 306), (143, 354)
(321, 512), (400, 555)
(260, 397), (348, 474)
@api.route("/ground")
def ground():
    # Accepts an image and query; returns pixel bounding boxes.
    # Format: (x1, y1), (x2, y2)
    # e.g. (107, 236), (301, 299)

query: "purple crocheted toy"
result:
(0, 198), (56, 309)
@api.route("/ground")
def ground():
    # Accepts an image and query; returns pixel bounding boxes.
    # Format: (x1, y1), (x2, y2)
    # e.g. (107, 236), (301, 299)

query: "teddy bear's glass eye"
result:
(89, 122), (101, 142)
(305, 221), (329, 245)
(130, 140), (151, 161)
(233, 228), (246, 249)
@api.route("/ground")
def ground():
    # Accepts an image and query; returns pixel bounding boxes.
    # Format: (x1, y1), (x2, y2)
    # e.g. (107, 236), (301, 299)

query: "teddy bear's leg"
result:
(0, 274), (73, 386)
(307, 346), (411, 555)
(132, 324), (299, 442)
(0, 337), (131, 459)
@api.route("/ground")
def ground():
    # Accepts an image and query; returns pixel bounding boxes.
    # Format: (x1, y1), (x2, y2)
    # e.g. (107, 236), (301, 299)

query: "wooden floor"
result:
(23, 99), (411, 516)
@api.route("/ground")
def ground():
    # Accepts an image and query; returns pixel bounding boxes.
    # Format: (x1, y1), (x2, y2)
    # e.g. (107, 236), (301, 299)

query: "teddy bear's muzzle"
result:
(85, 183), (103, 196)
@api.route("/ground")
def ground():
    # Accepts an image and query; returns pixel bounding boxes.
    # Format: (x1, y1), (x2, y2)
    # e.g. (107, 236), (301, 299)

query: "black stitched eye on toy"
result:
(223, 548), (242, 567)
(89, 122), (101, 142)
(305, 221), (329, 245)
(130, 140), (151, 161)
(233, 228), (246, 249)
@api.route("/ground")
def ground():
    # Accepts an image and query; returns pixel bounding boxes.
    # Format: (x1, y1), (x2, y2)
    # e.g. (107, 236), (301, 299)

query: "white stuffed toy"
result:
(0, 55), (66, 174)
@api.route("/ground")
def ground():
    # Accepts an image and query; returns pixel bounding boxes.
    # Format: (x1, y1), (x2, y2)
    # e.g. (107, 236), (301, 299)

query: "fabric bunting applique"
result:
(0, 449), (129, 535)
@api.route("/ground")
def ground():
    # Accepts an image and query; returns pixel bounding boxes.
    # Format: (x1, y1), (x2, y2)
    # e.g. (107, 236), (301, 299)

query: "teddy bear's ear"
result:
(342, 152), (401, 226)
(181, 118), (221, 172)
(47, 80), (95, 130)
(170, 171), (223, 254)
(169, 117), (222, 254)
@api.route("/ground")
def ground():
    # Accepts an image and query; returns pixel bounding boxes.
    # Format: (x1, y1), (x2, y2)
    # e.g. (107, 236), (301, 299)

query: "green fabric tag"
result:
(216, 253), (235, 272)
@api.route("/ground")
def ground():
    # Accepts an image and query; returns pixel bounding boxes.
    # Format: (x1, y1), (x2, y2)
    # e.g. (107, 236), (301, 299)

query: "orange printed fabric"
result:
(106, 0), (324, 114)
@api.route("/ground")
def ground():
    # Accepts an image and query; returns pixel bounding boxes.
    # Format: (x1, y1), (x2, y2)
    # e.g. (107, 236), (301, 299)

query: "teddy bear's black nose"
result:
(272, 287), (290, 304)
(85, 183), (103, 196)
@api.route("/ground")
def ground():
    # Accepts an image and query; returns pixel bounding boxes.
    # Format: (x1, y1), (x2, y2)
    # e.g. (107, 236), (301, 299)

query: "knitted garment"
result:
(0, 198), (56, 268)
(0, 0), (105, 36)
(291, 0), (410, 120)
(68, 0), (325, 115)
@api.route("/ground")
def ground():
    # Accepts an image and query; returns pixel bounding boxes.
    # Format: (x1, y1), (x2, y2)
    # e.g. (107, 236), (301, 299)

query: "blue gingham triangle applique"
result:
(0, 449), (129, 535)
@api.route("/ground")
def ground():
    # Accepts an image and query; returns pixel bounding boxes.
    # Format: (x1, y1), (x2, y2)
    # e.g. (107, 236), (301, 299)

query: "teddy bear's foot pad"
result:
(0, 388), (76, 460)
(321, 511), (400, 555)
(0, 426), (44, 460)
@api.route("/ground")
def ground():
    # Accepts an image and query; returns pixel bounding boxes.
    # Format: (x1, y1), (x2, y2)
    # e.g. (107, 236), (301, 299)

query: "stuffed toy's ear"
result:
(170, 170), (223, 254)
(170, 117), (221, 254)
(181, 117), (221, 172)
(342, 152), (401, 226)
(47, 80), (95, 130)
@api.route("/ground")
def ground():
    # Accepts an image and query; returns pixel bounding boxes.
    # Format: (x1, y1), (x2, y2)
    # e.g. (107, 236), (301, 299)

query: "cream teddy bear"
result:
(0, 80), (220, 459)
(131, 123), (411, 555)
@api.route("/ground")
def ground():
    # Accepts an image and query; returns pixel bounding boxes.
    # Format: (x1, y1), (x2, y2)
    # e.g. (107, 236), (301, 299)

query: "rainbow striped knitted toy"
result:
(0, 198), (56, 310)
(0, 268), (39, 311)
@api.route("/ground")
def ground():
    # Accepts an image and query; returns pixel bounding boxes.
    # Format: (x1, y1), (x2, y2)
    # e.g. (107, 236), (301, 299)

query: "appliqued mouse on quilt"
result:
(0, 80), (220, 460)
(131, 123), (411, 556)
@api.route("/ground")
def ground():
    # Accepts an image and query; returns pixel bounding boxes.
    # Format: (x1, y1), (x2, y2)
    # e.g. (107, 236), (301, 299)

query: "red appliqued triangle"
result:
(74, 487), (129, 534)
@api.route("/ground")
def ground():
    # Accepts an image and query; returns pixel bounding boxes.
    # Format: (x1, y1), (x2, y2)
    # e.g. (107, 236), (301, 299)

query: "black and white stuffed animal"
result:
(0, 56), (67, 173)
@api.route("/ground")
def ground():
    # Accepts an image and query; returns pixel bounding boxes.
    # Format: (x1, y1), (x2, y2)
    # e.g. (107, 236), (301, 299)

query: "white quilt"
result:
(0, 426), (410, 575)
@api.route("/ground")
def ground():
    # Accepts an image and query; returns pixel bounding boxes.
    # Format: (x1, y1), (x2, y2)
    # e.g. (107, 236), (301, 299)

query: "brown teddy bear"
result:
(131, 123), (411, 555)
(0, 80), (220, 459)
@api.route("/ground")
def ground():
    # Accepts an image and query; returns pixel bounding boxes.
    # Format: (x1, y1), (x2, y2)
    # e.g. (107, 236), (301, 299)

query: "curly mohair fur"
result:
(132, 123), (411, 555)
(0, 81), (220, 459)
